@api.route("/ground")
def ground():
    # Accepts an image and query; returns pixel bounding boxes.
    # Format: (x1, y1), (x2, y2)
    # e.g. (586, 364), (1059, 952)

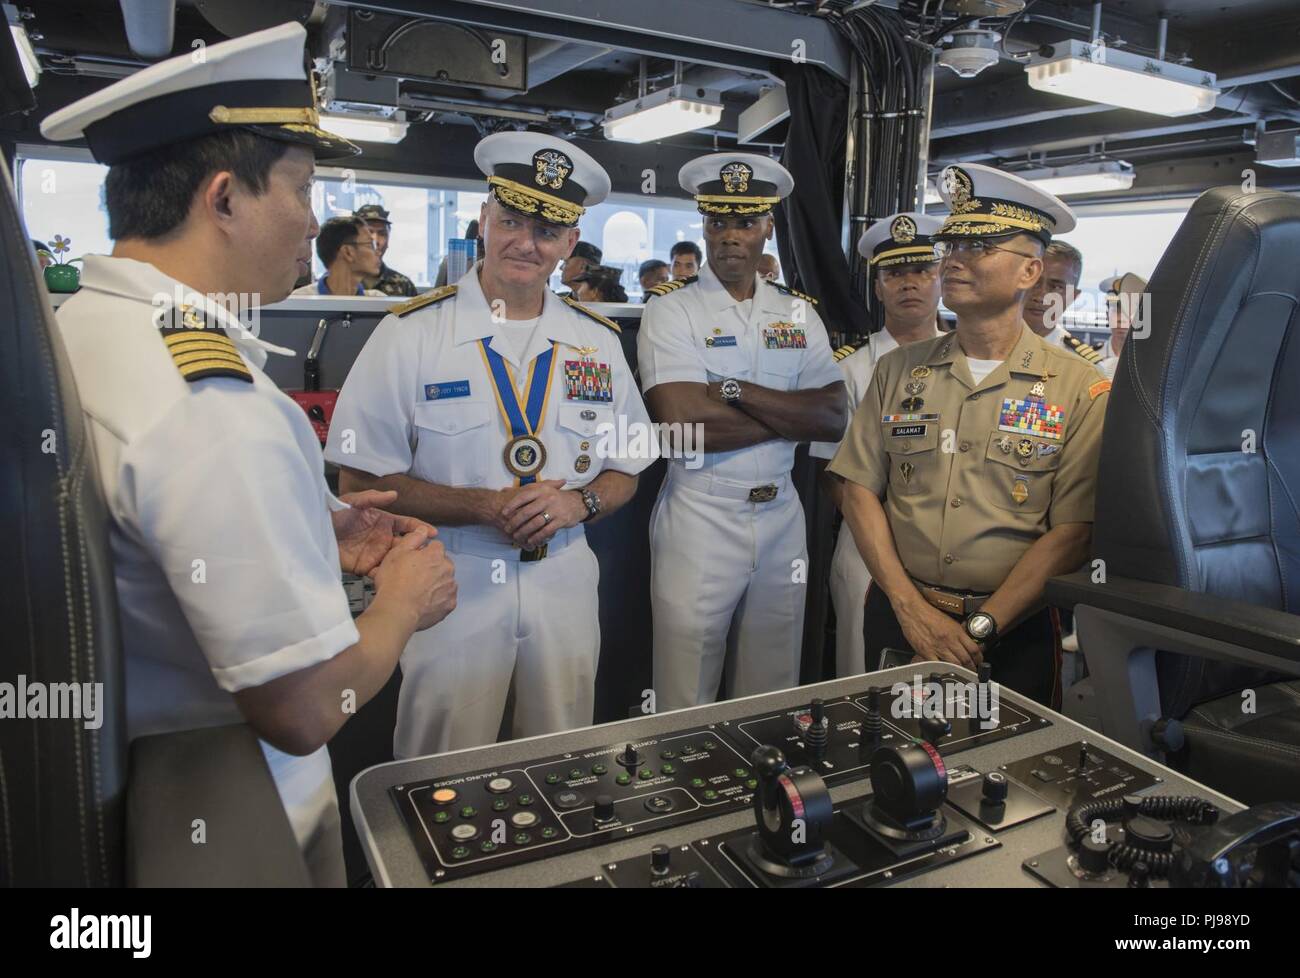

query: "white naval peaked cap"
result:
(474, 131), (611, 227)
(678, 152), (794, 215)
(1100, 272), (1149, 297)
(857, 211), (944, 266)
(40, 22), (358, 164)
(934, 162), (1076, 245)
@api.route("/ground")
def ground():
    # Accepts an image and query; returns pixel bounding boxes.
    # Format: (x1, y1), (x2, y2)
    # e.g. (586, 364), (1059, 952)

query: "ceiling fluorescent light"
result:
(318, 111), (409, 144)
(1026, 40), (1216, 117)
(6, 4), (39, 87)
(1017, 160), (1136, 196)
(603, 84), (723, 143)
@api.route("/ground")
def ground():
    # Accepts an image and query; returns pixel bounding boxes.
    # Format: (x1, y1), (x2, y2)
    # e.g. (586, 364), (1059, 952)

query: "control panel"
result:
(354, 664), (1299, 888)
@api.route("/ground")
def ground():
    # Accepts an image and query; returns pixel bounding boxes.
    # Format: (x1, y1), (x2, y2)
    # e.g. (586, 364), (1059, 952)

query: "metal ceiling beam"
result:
(326, 0), (850, 82)
(1195, 13), (1300, 86)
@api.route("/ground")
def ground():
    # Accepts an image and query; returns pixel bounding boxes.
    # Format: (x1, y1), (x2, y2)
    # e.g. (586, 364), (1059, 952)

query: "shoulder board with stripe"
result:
(772, 281), (819, 306)
(644, 275), (698, 299)
(388, 284), (457, 317)
(160, 327), (252, 384)
(561, 295), (621, 333)
(1063, 334), (1102, 363)
(832, 338), (866, 363)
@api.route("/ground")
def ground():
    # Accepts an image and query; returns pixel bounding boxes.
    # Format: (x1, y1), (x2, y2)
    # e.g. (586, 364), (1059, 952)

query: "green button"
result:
(569, 768), (584, 780)
(734, 768), (749, 778)
(460, 805), (477, 818)
(616, 773), (631, 785)
(703, 740), (718, 750)
(513, 833), (532, 845)
(517, 794), (535, 806)
(541, 827), (559, 839)
(451, 846), (470, 859)
(691, 777), (707, 788)
(492, 798), (510, 812)
(592, 763), (608, 775)
(545, 773), (562, 785)
(433, 811), (450, 824)
(661, 763), (676, 775)
(479, 841), (498, 853)
(746, 779), (758, 790)
(639, 768), (654, 780)
(659, 750), (677, 760)
(702, 789), (718, 801)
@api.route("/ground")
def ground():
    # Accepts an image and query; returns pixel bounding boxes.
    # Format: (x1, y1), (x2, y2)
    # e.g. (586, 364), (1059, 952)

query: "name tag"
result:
(425, 380), (471, 400)
(705, 335), (738, 348)
(891, 424), (927, 438)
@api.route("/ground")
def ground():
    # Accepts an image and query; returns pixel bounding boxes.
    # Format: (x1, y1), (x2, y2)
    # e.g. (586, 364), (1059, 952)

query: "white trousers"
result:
(393, 528), (600, 758)
(649, 471), (808, 710)
(828, 520), (872, 678)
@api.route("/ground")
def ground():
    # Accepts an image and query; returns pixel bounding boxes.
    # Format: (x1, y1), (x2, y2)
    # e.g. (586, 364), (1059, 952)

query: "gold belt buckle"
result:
(926, 588), (966, 616)
(520, 544), (548, 562)
(748, 484), (779, 503)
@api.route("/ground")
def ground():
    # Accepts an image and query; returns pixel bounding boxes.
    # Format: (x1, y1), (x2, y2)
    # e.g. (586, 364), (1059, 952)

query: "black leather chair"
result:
(1048, 186), (1300, 806)
(0, 155), (310, 885)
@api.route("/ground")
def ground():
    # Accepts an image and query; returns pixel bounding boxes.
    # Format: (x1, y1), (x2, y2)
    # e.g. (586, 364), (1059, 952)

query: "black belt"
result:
(912, 579), (990, 617)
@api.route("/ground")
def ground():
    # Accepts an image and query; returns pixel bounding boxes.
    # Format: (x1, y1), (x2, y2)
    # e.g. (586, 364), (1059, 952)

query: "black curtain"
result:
(775, 63), (870, 345)
(773, 64), (871, 686)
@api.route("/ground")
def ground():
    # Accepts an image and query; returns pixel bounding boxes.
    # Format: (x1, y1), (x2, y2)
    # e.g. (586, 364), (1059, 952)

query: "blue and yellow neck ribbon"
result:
(478, 338), (558, 485)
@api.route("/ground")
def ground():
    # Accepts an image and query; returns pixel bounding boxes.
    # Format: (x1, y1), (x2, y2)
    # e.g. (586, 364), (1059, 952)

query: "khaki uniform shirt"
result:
(828, 323), (1111, 593)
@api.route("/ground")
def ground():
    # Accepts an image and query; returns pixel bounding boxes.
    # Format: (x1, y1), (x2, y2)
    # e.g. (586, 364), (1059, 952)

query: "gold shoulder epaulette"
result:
(772, 281), (819, 305)
(645, 275), (698, 299)
(1063, 334), (1102, 363)
(562, 295), (621, 333)
(160, 327), (252, 384)
(389, 284), (457, 317)
(832, 339), (865, 363)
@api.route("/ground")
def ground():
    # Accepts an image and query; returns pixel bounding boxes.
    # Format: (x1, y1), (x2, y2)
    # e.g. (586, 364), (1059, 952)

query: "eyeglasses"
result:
(933, 239), (1038, 261)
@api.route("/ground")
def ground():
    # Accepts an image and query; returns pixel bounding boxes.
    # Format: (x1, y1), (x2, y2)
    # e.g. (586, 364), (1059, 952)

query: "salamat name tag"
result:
(891, 424), (927, 438)
(425, 380), (471, 400)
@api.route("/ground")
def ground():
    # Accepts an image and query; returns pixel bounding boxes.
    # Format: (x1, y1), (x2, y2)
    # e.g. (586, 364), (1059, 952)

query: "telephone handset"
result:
(1171, 801), (1300, 887)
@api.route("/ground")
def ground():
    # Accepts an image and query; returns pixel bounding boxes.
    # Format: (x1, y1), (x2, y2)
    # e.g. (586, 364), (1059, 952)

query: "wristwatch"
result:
(963, 611), (998, 645)
(579, 487), (602, 522)
(719, 377), (743, 404)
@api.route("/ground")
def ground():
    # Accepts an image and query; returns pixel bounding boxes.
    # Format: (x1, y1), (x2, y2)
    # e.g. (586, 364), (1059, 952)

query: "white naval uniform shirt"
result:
(1099, 334), (1121, 380)
(637, 262), (843, 481)
(323, 266), (656, 522)
(56, 256), (360, 850)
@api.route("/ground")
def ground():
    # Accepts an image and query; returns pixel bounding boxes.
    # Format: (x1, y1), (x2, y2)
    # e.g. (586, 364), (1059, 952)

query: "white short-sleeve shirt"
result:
(57, 256), (359, 847)
(638, 262), (843, 483)
(809, 325), (940, 460)
(324, 267), (657, 528)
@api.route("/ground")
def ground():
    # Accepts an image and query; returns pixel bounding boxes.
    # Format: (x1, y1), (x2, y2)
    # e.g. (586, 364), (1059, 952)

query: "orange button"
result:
(432, 788), (458, 805)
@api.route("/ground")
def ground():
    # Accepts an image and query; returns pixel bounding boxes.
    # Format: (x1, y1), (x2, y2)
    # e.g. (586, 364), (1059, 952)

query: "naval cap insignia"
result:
(891, 215), (918, 244)
(534, 149), (572, 190)
(720, 161), (753, 194)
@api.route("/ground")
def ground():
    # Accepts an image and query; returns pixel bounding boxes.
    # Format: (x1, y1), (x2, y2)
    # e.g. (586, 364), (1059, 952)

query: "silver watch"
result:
(579, 487), (601, 522)
(720, 377), (743, 404)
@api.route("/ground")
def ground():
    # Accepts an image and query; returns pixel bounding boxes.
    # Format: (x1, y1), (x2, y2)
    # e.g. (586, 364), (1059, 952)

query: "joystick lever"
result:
(919, 715), (951, 747)
(746, 745), (836, 878)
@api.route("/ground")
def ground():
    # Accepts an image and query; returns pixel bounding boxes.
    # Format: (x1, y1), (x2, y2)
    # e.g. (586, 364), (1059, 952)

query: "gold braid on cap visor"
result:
(870, 246), (940, 267)
(938, 201), (1053, 237)
(695, 194), (781, 215)
(209, 105), (323, 125)
(488, 177), (585, 226)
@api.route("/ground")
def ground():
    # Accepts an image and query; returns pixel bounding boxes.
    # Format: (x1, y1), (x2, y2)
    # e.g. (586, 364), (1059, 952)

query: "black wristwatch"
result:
(579, 487), (602, 522)
(719, 377), (743, 404)
(963, 611), (998, 645)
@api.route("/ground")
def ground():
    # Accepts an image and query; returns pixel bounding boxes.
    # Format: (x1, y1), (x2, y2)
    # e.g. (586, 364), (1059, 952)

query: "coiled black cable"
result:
(1066, 796), (1219, 879)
